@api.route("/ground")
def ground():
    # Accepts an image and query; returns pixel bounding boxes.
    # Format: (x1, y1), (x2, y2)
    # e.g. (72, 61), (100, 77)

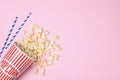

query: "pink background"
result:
(0, 0), (120, 80)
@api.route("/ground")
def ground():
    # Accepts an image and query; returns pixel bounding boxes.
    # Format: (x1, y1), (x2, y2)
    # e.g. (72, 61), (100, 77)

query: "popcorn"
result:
(34, 69), (38, 74)
(53, 54), (59, 60)
(54, 34), (60, 40)
(16, 24), (62, 75)
(40, 68), (45, 75)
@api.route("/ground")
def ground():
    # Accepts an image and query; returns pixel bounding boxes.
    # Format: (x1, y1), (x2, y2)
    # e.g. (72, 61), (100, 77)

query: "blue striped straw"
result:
(0, 17), (18, 54)
(5, 13), (32, 49)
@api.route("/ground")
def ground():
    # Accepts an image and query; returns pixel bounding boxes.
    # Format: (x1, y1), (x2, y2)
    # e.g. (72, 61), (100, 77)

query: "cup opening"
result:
(14, 41), (34, 61)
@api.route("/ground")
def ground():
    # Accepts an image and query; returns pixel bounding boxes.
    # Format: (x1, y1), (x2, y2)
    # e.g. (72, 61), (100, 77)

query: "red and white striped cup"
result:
(0, 42), (34, 80)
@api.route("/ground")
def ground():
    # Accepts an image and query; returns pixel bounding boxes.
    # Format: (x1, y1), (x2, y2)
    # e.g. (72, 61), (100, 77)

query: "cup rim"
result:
(14, 41), (34, 61)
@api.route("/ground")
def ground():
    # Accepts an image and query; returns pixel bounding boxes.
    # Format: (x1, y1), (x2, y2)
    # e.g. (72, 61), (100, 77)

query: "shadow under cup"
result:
(0, 42), (34, 80)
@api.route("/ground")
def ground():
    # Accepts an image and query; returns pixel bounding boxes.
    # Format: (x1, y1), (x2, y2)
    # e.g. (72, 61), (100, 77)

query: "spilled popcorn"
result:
(16, 24), (62, 75)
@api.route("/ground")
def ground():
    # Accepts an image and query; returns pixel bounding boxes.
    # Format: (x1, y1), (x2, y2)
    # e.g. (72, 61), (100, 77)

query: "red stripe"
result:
(11, 53), (24, 76)
(0, 70), (7, 80)
(19, 57), (30, 71)
(4, 61), (9, 68)
(0, 70), (2, 73)
(13, 54), (23, 65)
(0, 71), (4, 77)
(14, 54), (23, 66)
(8, 47), (18, 62)
(1, 60), (8, 69)
(0, 66), (13, 80)
(6, 45), (16, 60)
(13, 69), (18, 77)
(5, 65), (10, 73)
(18, 56), (28, 70)
(9, 49), (19, 62)
(0, 69), (2, 73)
(6, 75), (12, 80)
(8, 65), (15, 77)
(1, 72), (5, 79)
(1, 60), (6, 68)
(1, 60), (4, 68)
(11, 52), (21, 64)
(1, 60), (8, 68)
(22, 60), (33, 73)
(18, 52), (29, 69)
(11, 68), (18, 77)
(10, 50), (19, 64)
(0, 69), (2, 76)
(7, 65), (12, 75)
(0, 69), (2, 74)
(10, 68), (14, 77)
(3, 44), (14, 59)
(7, 47), (17, 61)
(9, 65), (18, 77)
(2, 73), (7, 79)
(0, 60), (3, 64)
(3, 74), (10, 80)
(0, 73), (4, 79)
(4, 45), (15, 59)
(5, 44), (15, 59)
(7, 45), (16, 60)
(8, 66), (14, 75)
(17, 54), (27, 69)
(20, 59), (31, 72)
(15, 54), (26, 68)
(3, 60), (8, 68)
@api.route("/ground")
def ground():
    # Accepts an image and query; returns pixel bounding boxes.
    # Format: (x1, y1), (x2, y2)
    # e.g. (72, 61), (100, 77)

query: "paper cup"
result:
(0, 42), (34, 80)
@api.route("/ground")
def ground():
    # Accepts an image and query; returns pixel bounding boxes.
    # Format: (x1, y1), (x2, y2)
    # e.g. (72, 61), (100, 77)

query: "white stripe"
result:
(6, 46), (16, 60)
(22, 60), (33, 73)
(3, 45), (13, 59)
(6, 75), (12, 80)
(3, 74), (8, 80)
(19, 57), (29, 71)
(10, 53), (23, 76)
(11, 51), (22, 76)
(5, 45), (15, 59)
(20, 59), (31, 73)
(1, 73), (6, 79)
(2, 73), (7, 80)
(3, 59), (20, 77)
(12, 51), (21, 65)
(0, 67), (12, 78)
(13, 50), (23, 66)
(8, 47), (17, 61)
(17, 58), (31, 77)
(14, 53), (24, 67)
(11, 49), (19, 63)
(17, 54), (26, 69)
(9, 47), (18, 62)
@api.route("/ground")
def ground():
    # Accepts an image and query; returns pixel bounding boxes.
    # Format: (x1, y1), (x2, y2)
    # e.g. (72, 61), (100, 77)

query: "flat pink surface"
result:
(0, 0), (120, 80)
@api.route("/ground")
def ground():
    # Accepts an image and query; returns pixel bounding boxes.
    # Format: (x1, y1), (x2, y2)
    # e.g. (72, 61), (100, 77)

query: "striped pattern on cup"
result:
(0, 42), (34, 80)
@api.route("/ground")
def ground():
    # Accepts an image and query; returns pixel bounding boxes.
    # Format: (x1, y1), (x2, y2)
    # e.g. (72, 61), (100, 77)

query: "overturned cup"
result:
(0, 42), (34, 80)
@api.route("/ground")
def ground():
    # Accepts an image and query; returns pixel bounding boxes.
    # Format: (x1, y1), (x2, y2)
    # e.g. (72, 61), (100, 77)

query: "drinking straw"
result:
(5, 13), (32, 49)
(0, 17), (18, 55)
